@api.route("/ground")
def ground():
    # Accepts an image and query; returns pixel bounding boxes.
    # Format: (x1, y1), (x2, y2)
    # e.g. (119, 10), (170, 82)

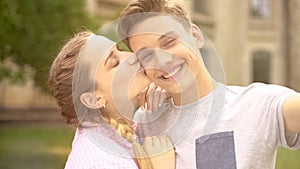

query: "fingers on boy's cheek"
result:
(148, 93), (153, 110)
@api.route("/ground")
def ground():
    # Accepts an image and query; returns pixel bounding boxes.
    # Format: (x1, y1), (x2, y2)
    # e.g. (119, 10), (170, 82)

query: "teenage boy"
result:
(118, 0), (300, 168)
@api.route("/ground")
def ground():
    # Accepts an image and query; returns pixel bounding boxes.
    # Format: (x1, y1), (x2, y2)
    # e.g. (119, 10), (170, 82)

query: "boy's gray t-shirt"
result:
(135, 83), (300, 169)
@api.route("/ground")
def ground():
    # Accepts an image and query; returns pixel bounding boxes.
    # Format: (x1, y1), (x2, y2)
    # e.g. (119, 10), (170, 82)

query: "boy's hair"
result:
(119, 0), (191, 47)
(121, 0), (190, 23)
(48, 31), (93, 126)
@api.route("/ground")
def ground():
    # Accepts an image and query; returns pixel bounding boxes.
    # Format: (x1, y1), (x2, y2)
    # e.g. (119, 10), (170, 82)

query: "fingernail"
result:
(158, 103), (162, 107)
(141, 105), (145, 111)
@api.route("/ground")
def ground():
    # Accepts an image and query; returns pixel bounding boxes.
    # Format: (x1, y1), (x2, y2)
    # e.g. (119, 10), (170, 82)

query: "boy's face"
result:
(127, 15), (205, 94)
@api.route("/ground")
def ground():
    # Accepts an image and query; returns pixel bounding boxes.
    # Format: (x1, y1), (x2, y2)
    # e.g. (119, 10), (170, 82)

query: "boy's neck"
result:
(172, 73), (216, 106)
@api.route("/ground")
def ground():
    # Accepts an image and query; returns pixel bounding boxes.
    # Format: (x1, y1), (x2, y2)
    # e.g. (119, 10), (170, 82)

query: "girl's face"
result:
(95, 45), (150, 120)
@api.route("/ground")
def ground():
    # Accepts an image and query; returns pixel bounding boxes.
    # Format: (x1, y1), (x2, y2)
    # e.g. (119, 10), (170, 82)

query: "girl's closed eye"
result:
(107, 53), (120, 68)
(110, 57), (120, 68)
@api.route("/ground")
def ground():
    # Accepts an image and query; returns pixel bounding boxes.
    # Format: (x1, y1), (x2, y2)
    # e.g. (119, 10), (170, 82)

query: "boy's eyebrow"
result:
(134, 31), (177, 53)
(135, 47), (147, 56)
(158, 31), (177, 41)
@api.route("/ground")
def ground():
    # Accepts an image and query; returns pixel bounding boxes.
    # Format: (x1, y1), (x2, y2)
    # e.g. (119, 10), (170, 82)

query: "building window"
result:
(193, 0), (209, 15)
(252, 51), (271, 83)
(250, 0), (271, 19)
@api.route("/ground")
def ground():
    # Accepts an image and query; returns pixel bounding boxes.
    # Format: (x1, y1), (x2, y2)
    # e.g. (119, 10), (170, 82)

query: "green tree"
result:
(0, 0), (99, 90)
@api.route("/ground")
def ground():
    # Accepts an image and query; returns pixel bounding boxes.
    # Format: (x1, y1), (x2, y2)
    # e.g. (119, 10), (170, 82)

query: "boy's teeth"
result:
(163, 65), (182, 78)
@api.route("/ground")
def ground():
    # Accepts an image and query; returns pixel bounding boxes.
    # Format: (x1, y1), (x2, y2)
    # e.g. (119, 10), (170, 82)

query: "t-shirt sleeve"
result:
(265, 84), (300, 150)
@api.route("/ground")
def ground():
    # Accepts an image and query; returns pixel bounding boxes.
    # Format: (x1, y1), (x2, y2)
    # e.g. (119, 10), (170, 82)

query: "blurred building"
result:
(86, 0), (128, 23)
(0, 59), (57, 109)
(88, 0), (300, 91)
(187, 0), (300, 92)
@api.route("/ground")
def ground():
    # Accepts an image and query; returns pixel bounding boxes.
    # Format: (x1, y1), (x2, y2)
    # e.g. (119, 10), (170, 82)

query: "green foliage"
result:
(0, 125), (300, 168)
(0, 65), (25, 84)
(0, 0), (99, 90)
(276, 148), (300, 169)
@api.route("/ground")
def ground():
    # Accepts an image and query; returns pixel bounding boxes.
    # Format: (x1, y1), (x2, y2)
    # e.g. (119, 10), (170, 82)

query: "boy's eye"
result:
(141, 52), (153, 61)
(137, 50), (154, 61)
(162, 37), (176, 49)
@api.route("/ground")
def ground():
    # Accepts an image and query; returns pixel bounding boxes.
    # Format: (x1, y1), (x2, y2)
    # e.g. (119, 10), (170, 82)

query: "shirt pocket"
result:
(195, 131), (237, 169)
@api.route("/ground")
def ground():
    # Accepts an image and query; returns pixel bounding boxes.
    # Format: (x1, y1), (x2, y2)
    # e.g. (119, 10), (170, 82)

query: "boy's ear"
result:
(80, 92), (103, 109)
(191, 24), (204, 48)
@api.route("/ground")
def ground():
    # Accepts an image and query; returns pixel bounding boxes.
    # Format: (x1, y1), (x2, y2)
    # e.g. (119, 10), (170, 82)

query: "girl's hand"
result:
(139, 82), (167, 113)
(133, 136), (175, 169)
(133, 142), (152, 169)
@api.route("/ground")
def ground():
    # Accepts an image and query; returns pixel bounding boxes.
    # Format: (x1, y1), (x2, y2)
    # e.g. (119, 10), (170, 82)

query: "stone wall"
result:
(0, 59), (57, 109)
(188, 0), (297, 87)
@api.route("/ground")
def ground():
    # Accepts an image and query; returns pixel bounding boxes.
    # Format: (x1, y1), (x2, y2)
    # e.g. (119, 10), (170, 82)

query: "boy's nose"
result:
(154, 49), (173, 66)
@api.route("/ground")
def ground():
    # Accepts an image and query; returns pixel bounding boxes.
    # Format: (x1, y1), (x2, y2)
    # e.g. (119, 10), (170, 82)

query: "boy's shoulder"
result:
(225, 82), (294, 96)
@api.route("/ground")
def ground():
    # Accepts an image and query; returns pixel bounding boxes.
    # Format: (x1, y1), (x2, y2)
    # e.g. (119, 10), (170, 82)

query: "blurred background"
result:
(0, 0), (299, 168)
